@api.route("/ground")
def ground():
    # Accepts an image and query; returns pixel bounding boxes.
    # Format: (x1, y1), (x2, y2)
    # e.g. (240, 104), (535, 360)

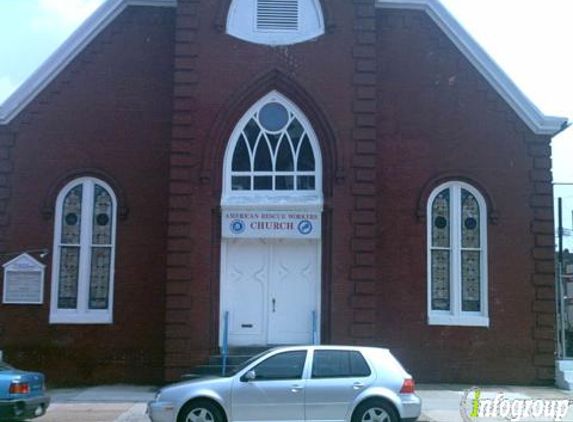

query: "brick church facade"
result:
(0, 0), (568, 385)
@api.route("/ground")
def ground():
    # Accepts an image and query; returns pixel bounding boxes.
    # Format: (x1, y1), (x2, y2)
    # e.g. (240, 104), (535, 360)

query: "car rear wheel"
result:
(353, 399), (398, 422)
(178, 400), (224, 422)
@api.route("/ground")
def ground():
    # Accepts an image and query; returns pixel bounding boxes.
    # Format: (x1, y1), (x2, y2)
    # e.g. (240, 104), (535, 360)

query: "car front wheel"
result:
(352, 399), (398, 422)
(178, 400), (224, 422)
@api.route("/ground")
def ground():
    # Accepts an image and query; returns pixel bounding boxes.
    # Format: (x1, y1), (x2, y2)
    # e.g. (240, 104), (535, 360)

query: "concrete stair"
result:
(556, 360), (573, 390)
(182, 347), (270, 380)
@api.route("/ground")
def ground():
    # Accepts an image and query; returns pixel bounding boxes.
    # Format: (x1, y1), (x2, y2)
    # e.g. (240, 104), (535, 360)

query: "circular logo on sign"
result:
(230, 219), (246, 234)
(298, 220), (313, 235)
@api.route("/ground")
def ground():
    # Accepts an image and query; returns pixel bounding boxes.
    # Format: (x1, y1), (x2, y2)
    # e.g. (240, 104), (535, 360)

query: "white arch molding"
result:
(226, 0), (325, 46)
(220, 91), (323, 346)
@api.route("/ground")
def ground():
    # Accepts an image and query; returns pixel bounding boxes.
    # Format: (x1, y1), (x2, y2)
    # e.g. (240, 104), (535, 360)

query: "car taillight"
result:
(9, 382), (30, 394)
(400, 378), (415, 394)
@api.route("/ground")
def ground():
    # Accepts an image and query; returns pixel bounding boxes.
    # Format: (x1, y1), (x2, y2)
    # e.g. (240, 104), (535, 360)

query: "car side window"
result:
(312, 350), (372, 379)
(251, 351), (307, 381)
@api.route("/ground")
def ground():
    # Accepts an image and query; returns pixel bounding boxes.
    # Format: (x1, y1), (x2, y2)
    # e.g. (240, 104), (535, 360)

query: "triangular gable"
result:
(3, 252), (45, 270)
(0, 0), (176, 125)
(376, 0), (569, 136)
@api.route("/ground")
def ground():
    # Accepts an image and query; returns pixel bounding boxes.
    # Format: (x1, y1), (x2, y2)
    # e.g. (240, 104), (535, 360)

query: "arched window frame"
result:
(49, 177), (117, 324)
(222, 91), (323, 208)
(426, 181), (489, 327)
(226, 0), (325, 46)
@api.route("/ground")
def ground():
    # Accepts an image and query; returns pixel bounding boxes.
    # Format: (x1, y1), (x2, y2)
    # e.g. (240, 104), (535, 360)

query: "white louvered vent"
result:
(256, 0), (299, 31)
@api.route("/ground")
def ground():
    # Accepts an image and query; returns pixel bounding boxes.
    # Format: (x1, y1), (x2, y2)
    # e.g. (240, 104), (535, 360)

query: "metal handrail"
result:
(222, 311), (229, 376)
(312, 310), (318, 345)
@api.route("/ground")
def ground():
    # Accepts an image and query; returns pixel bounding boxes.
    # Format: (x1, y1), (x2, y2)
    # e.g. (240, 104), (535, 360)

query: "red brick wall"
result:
(0, 6), (175, 385)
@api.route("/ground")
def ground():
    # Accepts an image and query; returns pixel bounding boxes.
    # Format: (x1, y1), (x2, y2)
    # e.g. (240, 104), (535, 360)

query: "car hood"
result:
(159, 375), (232, 399)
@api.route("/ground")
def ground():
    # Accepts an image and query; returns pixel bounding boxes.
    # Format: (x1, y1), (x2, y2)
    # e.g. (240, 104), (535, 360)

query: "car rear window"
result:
(311, 350), (371, 378)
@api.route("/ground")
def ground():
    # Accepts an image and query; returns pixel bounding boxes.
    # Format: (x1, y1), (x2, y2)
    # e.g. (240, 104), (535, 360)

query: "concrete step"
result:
(181, 347), (271, 381)
(208, 355), (255, 366)
(226, 347), (271, 355)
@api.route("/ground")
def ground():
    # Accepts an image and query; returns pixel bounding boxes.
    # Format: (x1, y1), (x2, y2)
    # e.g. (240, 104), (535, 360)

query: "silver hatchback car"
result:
(148, 345), (421, 422)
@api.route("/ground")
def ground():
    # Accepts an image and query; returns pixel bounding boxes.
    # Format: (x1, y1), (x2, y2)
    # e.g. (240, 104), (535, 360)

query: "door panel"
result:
(231, 351), (307, 422)
(222, 238), (319, 346)
(268, 239), (318, 344)
(305, 350), (376, 422)
(226, 239), (269, 345)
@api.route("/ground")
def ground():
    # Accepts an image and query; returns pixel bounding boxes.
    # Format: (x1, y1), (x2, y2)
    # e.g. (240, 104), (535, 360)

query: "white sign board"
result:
(222, 210), (321, 239)
(3, 253), (45, 305)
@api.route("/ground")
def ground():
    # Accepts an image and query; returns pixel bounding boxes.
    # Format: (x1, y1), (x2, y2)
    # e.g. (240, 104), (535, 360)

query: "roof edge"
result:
(376, 0), (569, 136)
(0, 0), (176, 125)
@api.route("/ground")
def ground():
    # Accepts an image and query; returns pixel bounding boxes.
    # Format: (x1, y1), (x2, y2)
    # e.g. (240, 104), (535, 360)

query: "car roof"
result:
(266, 345), (390, 353)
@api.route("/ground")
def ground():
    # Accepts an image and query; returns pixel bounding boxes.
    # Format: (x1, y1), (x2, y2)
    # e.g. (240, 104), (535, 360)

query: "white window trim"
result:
(427, 181), (489, 327)
(222, 90), (323, 210)
(226, 0), (325, 46)
(49, 177), (117, 324)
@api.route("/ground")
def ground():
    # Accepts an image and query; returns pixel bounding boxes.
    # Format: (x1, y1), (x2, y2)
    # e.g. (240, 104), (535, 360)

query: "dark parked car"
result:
(0, 360), (50, 421)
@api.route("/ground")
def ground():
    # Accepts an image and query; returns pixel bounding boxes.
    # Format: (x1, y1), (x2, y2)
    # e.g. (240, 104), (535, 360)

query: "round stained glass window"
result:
(434, 216), (447, 229)
(65, 213), (78, 226)
(465, 217), (477, 230)
(259, 102), (289, 132)
(96, 214), (110, 226)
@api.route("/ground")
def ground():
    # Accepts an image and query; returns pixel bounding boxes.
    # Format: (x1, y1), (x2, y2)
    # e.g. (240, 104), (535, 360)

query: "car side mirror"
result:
(241, 370), (256, 382)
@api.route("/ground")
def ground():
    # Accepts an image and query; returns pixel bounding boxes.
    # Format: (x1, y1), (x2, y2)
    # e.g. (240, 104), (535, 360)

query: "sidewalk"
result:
(34, 383), (573, 422)
(36, 385), (156, 422)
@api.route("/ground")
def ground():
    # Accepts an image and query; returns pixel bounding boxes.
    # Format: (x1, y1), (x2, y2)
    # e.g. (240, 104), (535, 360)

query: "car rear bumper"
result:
(0, 394), (50, 420)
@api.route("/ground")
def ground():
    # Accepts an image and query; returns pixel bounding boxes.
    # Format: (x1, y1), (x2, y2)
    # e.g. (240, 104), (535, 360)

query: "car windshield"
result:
(0, 361), (14, 371)
(224, 350), (274, 377)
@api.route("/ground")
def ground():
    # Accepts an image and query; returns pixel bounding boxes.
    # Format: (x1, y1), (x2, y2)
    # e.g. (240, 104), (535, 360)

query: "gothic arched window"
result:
(224, 92), (322, 199)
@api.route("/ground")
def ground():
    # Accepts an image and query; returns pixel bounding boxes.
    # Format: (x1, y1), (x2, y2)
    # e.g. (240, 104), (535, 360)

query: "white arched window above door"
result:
(222, 91), (323, 209)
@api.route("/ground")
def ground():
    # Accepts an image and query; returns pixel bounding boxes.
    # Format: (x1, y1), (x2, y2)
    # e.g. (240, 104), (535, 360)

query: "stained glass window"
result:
(428, 182), (487, 324)
(431, 250), (450, 310)
(61, 185), (82, 244)
(462, 251), (480, 311)
(52, 178), (116, 323)
(461, 189), (480, 248)
(431, 189), (449, 248)
(57, 247), (80, 309)
(228, 96), (319, 192)
(89, 248), (111, 309)
(92, 185), (113, 245)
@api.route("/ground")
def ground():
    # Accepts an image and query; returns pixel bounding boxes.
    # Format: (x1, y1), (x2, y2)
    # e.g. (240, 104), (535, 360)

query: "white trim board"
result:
(0, 0), (176, 125)
(376, 0), (569, 136)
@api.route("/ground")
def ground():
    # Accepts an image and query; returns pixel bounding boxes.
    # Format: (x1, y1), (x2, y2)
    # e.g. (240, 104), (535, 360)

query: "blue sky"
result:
(1, 0), (573, 233)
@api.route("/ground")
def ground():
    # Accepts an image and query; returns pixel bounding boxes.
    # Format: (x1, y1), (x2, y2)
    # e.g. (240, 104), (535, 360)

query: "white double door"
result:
(221, 238), (320, 346)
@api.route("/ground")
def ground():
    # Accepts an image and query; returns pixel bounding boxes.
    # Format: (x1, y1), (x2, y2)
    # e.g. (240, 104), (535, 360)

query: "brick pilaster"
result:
(527, 134), (556, 383)
(349, 0), (378, 342)
(164, 0), (200, 382)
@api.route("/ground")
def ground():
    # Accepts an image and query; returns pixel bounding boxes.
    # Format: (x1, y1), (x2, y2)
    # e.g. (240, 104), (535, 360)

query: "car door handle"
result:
(352, 382), (364, 390)
(291, 384), (304, 393)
